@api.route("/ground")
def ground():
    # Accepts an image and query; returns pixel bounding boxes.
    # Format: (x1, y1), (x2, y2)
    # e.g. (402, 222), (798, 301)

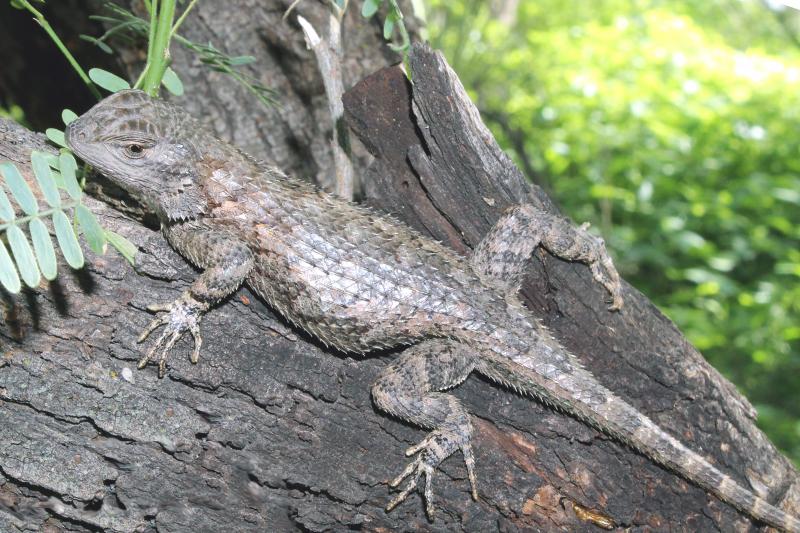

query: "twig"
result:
(283, 0), (304, 21)
(171, 0), (200, 36)
(297, 14), (355, 200)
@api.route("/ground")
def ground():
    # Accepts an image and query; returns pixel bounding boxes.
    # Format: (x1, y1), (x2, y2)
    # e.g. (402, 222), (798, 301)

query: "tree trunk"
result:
(1, 4), (798, 533)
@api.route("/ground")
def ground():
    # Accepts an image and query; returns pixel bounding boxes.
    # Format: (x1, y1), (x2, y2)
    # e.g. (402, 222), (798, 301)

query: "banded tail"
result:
(475, 329), (800, 532)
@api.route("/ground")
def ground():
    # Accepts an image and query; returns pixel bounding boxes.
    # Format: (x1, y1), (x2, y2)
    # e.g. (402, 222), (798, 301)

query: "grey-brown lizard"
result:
(65, 89), (800, 531)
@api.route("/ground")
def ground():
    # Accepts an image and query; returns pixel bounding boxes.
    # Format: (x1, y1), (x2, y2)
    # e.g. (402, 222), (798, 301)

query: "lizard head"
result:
(66, 89), (207, 221)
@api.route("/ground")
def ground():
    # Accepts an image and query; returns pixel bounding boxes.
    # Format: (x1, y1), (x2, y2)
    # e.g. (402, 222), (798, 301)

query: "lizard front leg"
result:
(138, 221), (255, 377)
(471, 204), (623, 310)
(372, 339), (477, 519)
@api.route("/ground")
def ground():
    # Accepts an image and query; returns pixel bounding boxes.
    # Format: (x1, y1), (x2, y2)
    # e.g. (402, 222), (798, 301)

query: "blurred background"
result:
(423, 0), (800, 465)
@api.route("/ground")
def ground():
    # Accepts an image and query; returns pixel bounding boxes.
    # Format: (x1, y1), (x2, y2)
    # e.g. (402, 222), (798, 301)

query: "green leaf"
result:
(0, 241), (21, 294)
(0, 161), (38, 216)
(383, 14), (395, 40)
(0, 186), (15, 222)
(7, 225), (41, 289)
(31, 151), (61, 208)
(228, 55), (256, 66)
(79, 34), (113, 54)
(161, 67), (184, 96)
(46, 128), (68, 148)
(61, 109), (79, 126)
(362, 0), (381, 18)
(105, 229), (137, 265)
(98, 41), (114, 54)
(52, 210), (84, 269)
(45, 154), (60, 170)
(76, 204), (106, 255)
(50, 169), (66, 190)
(88, 67), (131, 92)
(29, 218), (57, 281)
(58, 153), (82, 200)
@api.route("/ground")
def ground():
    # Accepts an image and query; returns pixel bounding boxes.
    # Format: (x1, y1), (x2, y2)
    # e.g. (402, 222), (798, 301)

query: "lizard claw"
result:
(385, 429), (478, 520)
(386, 453), (435, 518)
(578, 228), (623, 311)
(590, 257), (623, 311)
(137, 293), (208, 377)
(146, 301), (175, 313)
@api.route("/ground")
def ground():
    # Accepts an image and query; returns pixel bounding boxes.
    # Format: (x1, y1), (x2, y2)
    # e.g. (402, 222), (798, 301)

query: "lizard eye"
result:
(124, 143), (147, 159)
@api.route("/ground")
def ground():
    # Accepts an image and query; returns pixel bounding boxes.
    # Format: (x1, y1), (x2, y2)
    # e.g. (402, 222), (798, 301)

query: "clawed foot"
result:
(590, 259), (623, 312)
(385, 429), (478, 520)
(578, 222), (623, 311)
(137, 294), (208, 377)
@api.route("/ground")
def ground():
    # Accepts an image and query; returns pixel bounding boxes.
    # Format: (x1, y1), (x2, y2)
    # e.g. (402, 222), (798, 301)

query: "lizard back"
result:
(203, 162), (500, 352)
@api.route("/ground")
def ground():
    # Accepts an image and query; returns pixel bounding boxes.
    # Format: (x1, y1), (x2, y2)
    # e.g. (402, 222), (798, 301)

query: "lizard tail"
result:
(476, 341), (800, 532)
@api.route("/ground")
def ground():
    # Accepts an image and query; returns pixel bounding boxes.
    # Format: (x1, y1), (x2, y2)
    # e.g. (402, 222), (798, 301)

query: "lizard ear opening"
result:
(149, 141), (209, 222)
(153, 148), (208, 221)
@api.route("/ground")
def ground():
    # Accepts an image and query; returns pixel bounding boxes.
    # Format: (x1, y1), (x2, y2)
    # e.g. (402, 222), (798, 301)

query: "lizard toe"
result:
(386, 428), (478, 519)
(135, 294), (207, 377)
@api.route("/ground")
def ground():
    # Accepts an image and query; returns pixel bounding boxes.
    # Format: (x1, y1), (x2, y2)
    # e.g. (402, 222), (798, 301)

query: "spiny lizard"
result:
(65, 90), (800, 531)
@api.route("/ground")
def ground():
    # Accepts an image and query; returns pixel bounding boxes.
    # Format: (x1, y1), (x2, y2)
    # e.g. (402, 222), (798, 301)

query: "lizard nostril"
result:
(66, 126), (86, 146)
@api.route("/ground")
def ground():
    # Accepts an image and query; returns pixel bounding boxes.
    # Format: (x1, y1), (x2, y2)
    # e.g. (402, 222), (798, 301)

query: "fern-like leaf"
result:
(0, 152), (99, 292)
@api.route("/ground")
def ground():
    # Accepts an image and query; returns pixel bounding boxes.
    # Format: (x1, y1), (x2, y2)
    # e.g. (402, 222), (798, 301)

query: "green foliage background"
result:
(425, 0), (800, 464)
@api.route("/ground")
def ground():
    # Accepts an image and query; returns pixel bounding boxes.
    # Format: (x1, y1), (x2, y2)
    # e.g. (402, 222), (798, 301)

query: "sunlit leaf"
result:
(31, 151), (61, 208)
(0, 240), (21, 293)
(30, 218), (57, 280)
(0, 161), (38, 215)
(0, 185), (15, 222)
(76, 204), (106, 255)
(52, 210), (84, 269)
(105, 230), (137, 265)
(44, 153), (60, 169)
(61, 109), (79, 126)
(383, 13), (395, 40)
(46, 128), (68, 148)
(362, 0), (381, 18)
(58, 152), (82, 200)
(7, 225), (41, 288)
(89, 67), (131, 92)
(161, 67), (184, 96)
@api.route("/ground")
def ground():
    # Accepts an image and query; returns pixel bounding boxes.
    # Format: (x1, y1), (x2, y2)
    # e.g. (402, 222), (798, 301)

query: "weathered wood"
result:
(343, 43), (800, 531)
(0, 30), (798, 533)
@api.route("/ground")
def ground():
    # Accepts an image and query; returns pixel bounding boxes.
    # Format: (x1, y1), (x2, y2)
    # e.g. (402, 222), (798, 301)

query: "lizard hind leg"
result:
(470, 204), (623, 310)
(372, 339), (478, 519)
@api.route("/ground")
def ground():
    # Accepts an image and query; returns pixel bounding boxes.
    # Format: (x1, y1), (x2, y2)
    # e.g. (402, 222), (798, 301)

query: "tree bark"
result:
(1, 5), (798, 533)
(111, 0), (408, 195)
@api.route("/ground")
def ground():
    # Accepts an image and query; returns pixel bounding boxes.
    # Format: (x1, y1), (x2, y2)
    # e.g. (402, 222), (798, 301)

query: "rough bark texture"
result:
(1, 5), (798, 533)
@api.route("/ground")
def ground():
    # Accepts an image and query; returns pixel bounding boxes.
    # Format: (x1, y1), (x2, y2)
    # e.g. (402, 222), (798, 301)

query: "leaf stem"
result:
(16, 0), (102, 99)
(387, 0), (410, 55)
(0, 201), (79, 233)
(141, 0), (177, 96)
(171, 0), (199, 36)
(134, 0), (160, 90)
